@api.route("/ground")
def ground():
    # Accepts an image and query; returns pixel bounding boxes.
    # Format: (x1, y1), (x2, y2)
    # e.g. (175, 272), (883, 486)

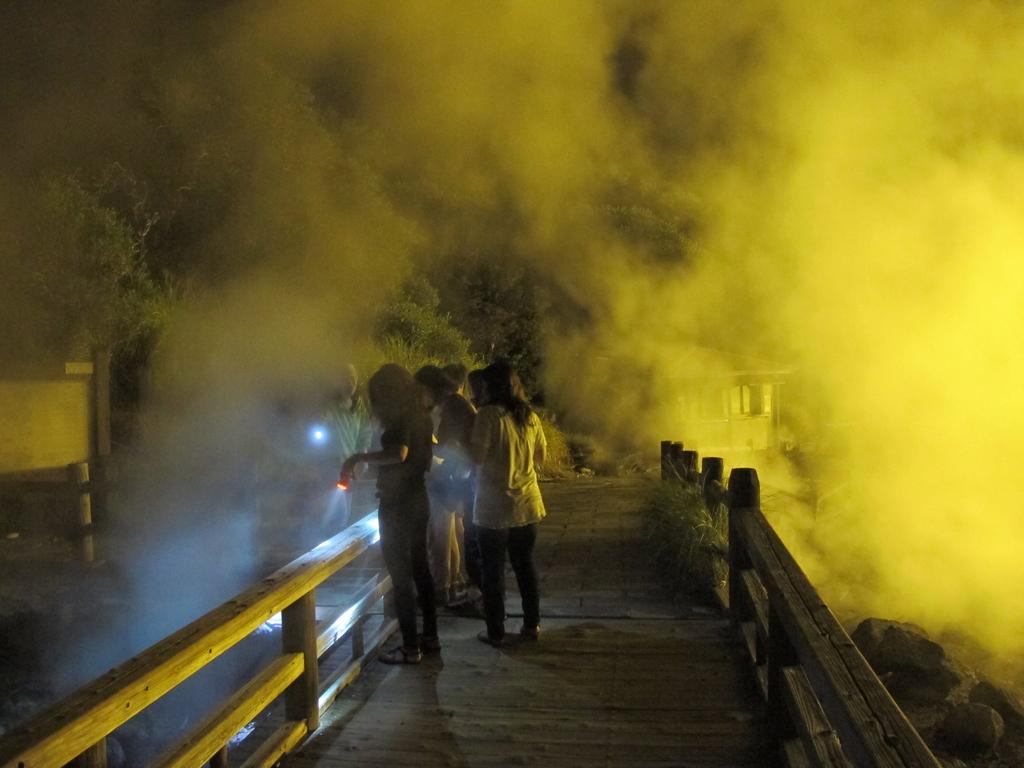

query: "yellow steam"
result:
(671, 1), (1024, 654)
(7, 0), (1024, 660)
(228, 1), (1024, 656)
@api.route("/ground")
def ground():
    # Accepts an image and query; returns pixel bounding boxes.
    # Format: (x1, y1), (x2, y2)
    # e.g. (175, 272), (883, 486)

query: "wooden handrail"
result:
(151, 653), (304, 767)
(659, 441), (941, 768)
(0, 511), (387, 768)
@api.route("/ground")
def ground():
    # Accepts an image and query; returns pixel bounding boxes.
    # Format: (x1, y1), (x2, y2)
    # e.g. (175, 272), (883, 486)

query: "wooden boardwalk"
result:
(281, 478), (771, 768)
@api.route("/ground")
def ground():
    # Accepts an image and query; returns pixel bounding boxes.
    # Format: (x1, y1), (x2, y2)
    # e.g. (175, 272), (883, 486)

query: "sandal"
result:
(476, 630), (504, 648)
(379, 645), (422, 665)
(419, 634), (442, 653)
(519, 625), (540, 641)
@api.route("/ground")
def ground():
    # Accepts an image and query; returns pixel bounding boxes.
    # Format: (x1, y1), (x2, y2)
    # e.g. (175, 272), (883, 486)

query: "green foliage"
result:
(537, 413), (573, 479)
(601, 177), (697, 268)
(17, 175), (171, 357)
(360, 337), (452, 382)
(374, 276), (474, 368)
(437, 259), (545, 395)
(641, 480), (728, 595)
(605, 203), (693, 265)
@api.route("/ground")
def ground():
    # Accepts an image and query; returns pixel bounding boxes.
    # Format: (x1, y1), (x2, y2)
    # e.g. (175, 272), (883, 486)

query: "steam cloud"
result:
(4, 0), (1024, 683)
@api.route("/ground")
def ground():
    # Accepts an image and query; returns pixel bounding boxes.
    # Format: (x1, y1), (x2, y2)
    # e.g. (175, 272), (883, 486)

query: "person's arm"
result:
(339, 443), (407, 485)
(533, 415), (548, 467)
(341, 424), (409, 482)
(356, 406), (373, 453)
(468, 408), (492, 465)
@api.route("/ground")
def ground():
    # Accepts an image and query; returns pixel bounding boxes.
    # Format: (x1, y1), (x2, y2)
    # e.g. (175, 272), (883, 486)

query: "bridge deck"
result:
(283, 478), (771, 767)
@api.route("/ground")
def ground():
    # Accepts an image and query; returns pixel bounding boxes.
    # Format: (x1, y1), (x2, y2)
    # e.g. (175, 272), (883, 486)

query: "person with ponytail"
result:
(470, 360), (547, 646)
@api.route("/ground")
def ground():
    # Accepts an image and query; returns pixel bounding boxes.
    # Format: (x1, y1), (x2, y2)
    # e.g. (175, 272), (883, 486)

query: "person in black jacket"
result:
(341, 364), (438, 664)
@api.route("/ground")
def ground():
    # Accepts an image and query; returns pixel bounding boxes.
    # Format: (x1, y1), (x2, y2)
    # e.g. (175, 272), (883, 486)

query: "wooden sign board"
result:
(0, 362), (96, 473)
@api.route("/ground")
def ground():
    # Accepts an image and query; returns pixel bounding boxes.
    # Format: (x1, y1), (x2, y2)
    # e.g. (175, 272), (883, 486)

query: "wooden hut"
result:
(673, 346), (791, 459)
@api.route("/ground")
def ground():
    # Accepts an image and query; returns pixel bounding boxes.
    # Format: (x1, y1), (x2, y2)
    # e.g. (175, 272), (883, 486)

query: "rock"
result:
(851, 618), (963, 704)
(938, 702), (1004, 755)
(851, 617), (933, 660)
(969, 679), (1024, 728)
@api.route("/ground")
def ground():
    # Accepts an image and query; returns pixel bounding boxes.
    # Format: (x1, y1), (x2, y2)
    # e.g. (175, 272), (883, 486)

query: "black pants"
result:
(462, 513), (482, 589)
(478, 524), (539, 639)
(379, 489), (437, 650)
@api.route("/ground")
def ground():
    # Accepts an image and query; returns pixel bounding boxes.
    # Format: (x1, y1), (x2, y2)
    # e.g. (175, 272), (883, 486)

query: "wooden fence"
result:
(660, 440), (942, 768)
(0, 511), (395, 768)
(0, 459), (115, 563)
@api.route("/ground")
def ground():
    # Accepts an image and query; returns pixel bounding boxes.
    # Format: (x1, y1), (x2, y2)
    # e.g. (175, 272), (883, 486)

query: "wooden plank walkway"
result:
(282, 478), (772, 767)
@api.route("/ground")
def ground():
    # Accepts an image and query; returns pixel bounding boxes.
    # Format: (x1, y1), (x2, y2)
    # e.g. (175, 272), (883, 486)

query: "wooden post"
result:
(767, 601), (799, 739)
(210, 745), (229, 767)
(668, 442), (683, 480)
(681, 450), (699, 480)
(71, 462), (95, 563)
(726, 468), (759, 615)
(92, 349), (112, 521)
(73, 738), (107, 767)
(92, 348), (112, 458)
(660, 441), (674, 481)
(701, 457), (725, 504)
(282, 591), (320, 732)
(351, 617), (366, 660)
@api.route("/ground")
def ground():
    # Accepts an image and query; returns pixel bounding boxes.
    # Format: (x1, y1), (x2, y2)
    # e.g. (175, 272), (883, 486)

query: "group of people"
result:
(331, 359), (547, 664)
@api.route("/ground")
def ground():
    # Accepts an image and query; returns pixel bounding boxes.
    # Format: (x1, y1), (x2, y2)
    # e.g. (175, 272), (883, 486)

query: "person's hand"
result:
(339, 456), (358, 487)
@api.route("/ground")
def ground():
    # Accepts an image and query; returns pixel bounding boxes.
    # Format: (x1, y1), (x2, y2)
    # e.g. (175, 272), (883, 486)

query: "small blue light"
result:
(309, 425), (328, 445)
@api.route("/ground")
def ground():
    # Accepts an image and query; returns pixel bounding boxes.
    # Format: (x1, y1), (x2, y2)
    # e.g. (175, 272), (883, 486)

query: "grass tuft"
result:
(641, 480), (728, 596)
(537, 413), (573, 479)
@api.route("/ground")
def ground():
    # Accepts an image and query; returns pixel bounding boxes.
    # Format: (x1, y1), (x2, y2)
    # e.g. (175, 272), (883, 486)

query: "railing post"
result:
(681, 450), (698, 481)
(282, 590), (320, 732)
(726, 469), (759, 616)
(660, 441), (674, 481)
(91, 348), (112, 521)
(210, 745), (229, 767)
(701, 457), (725, 504)
(73, 738), (107, 767)
(767, 600), (799, 740)
(351, 617), (366, 659)
(70, 462), (95, 563)
(92, 348), (112, 459)
(668, 441), (684, 480)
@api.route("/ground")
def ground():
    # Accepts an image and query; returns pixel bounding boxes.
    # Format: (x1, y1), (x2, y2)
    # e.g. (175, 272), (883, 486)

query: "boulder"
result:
(851, 618), (963, 704)
(938, 702), (1004, 755)
(852, 618), (931, 654)
(969, 679), (1024, 728)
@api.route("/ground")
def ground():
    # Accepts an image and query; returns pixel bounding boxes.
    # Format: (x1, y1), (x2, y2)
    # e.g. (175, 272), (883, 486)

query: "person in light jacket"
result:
(470, 360), (546, 646)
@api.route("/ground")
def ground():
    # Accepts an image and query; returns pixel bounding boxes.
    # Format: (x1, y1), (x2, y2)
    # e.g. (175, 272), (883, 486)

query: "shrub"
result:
(537, 413), (573, 479)
(641, 480), (728, 595)
(437, 259), (545, 395)
(5, 175), (163, 359)
(374, 276), (473, 366)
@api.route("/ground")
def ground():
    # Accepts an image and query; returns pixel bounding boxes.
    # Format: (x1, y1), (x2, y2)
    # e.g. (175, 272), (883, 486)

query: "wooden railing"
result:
(660, 441), (942, 768)
(0, 511), (396, 768)
(0, 459), (116, 563)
